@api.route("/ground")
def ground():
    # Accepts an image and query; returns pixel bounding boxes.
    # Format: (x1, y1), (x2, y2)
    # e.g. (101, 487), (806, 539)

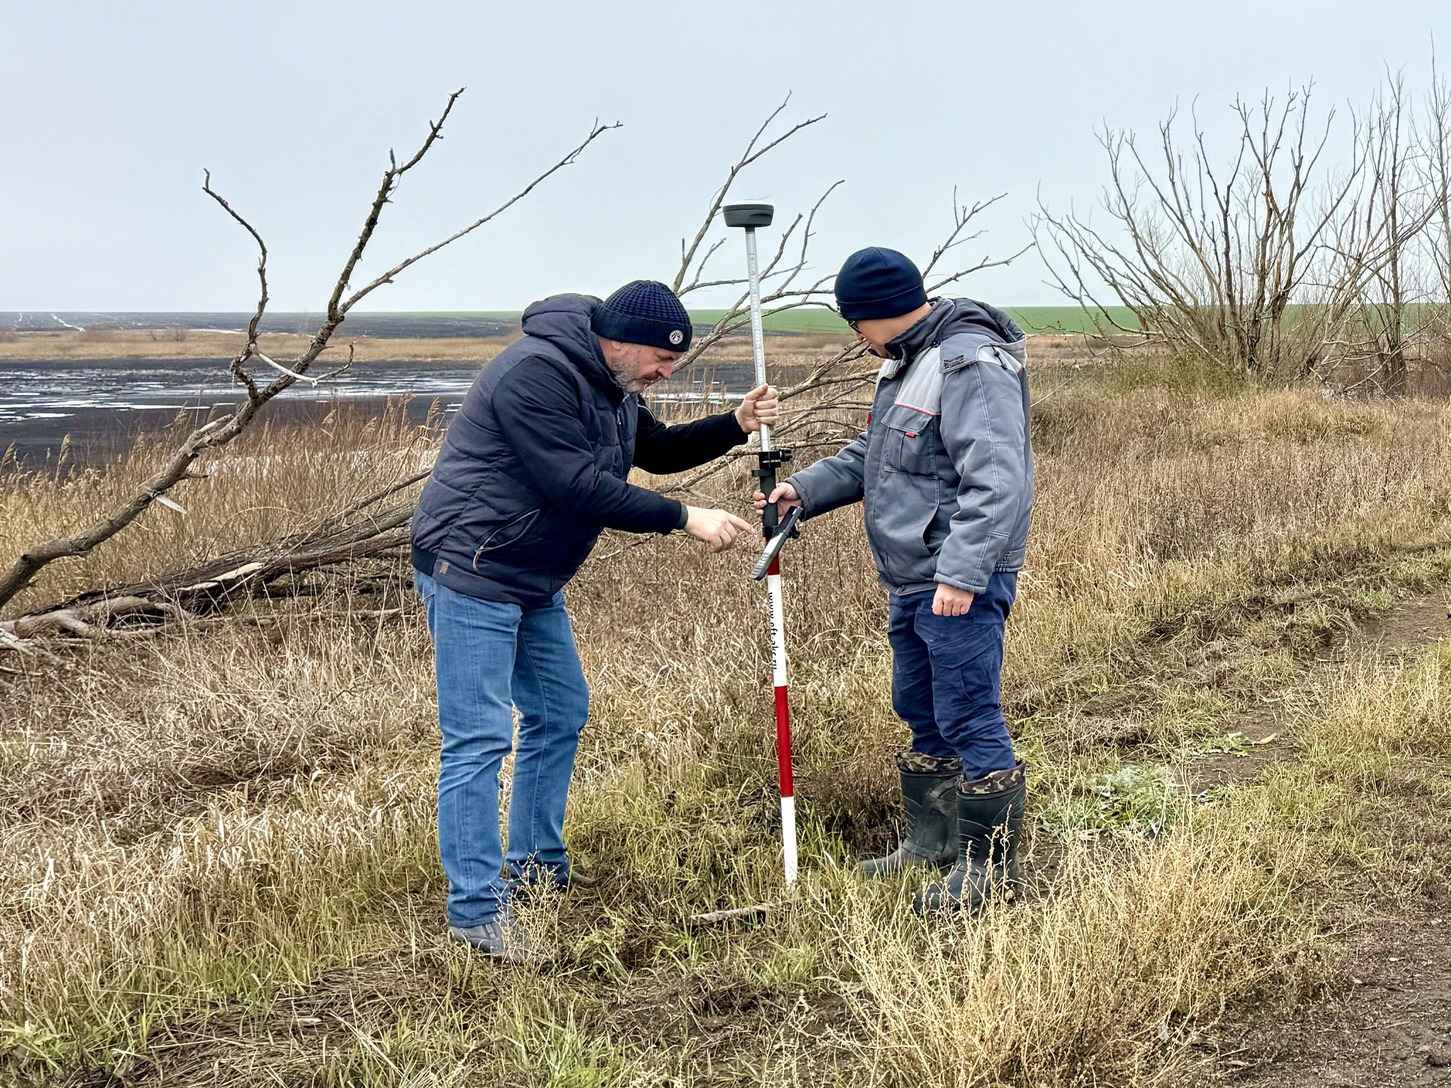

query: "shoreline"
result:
(0, 328), (849, 364)
(0, 330), (518, 365)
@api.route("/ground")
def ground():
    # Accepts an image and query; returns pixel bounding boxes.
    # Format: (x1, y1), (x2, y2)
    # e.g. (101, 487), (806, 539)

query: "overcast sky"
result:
(2, 0), (1446, 312)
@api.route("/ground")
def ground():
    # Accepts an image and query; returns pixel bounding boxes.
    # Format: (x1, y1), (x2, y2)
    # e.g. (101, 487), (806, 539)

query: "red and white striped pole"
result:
(725, 201), (798, 885)
(765, 549), (797, 884)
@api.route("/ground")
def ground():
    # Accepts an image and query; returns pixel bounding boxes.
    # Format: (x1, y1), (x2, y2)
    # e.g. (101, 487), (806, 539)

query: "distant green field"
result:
(1006, 307), (1141, 333)
(687, 308), (846, 333)
(698, 306), (1142, 335)
(371, 306), (1137, 335)
(691, 306), (1140, 335)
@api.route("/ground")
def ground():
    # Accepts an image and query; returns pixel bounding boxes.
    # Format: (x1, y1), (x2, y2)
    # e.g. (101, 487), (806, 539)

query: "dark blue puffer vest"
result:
(411, 295), (643, 607)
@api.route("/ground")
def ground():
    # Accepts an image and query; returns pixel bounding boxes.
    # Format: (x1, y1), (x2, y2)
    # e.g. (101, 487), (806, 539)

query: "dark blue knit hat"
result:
(591, 280), (693, 352)
(834, 247), (927, 321)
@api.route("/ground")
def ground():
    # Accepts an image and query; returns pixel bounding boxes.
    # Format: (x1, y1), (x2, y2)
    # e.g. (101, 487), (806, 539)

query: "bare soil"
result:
(1217, 913), (1451, 1087)
(1196, 589), (1451, 1087)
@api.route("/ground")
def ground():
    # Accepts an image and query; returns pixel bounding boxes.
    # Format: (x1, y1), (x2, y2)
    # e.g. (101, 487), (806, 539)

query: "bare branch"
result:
(671, 94), (827, 295)
(340, 117), (619, 316)
(0, 91), (611, 612)
(202, 168), (269, 346)
(324, 88), (466, 323)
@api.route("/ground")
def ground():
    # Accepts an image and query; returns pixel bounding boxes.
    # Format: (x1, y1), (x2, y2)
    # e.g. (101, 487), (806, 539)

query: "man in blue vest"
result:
(412, 280), (778, 961)
(759, 248), (1032, 914)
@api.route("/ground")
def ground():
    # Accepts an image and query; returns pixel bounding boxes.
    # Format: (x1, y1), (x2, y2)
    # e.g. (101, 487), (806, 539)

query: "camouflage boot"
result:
(858, 751), (962, 878)
(914, 762), (1027, 914)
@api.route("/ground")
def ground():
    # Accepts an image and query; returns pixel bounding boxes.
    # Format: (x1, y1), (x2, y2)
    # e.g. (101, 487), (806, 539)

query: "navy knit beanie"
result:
(591, 280), (693, 352)
(834, 247), (928, 322)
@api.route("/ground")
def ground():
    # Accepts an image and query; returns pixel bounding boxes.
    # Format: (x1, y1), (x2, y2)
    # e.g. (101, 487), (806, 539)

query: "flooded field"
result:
(0, 313), (782, 468)
(0, 356), (749, 469)
(0, 357), (482, 467)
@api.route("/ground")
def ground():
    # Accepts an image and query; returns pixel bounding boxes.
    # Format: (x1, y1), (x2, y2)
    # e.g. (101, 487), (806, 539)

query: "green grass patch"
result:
(1006, 306), (1142, 333)
(688, 308), (846, 333)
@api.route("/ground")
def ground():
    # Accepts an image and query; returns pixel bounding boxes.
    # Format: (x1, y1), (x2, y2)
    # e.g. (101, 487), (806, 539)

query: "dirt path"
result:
(1204, 591), (1451, 1087)
(1221, 913), (1451, 1087)
(1189, 592), (1450, 795)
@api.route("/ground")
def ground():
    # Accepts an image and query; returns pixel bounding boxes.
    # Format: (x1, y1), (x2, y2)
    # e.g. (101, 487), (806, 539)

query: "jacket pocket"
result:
(879, 404), (940, 477)
(472, 509), (541, 569)
(868, 470), (938, 587)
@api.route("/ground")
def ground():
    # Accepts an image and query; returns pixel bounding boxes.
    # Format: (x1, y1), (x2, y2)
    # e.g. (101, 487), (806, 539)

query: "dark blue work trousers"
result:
(888, 572), (1018, 780)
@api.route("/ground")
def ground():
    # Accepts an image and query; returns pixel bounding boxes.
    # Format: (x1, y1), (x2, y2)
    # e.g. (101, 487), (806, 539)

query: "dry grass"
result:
(1276, 639), (1451, 906)
(0, 328), (519, 364)
(1, 352), (1449, 1085)
(0, 406), (440, 612)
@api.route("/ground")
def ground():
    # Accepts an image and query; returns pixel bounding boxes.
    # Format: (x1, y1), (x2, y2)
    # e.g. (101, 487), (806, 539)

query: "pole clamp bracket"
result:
(752, 448), (793, 483)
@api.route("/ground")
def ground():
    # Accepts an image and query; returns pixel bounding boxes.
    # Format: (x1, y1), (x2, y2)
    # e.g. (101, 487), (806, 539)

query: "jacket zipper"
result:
(472, 509), (541, 569)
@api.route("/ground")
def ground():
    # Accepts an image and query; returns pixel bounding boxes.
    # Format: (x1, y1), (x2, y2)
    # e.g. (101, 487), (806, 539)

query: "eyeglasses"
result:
(846, 317), (860, 333)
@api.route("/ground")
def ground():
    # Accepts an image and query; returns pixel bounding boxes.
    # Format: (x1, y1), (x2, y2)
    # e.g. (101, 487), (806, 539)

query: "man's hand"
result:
(753, 482), (803, 521)
(683, 507), (753, 552)
(736, 384), (783, 433)
(932, 584), (976, 617)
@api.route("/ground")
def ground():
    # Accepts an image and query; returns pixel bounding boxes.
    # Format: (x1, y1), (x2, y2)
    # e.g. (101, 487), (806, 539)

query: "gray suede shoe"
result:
(447, 908), (538, 965)
(508, 857), (598, 892)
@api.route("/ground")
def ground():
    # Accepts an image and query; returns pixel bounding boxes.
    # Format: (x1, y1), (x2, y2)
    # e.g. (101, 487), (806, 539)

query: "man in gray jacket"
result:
(758, 247), (1032, 913)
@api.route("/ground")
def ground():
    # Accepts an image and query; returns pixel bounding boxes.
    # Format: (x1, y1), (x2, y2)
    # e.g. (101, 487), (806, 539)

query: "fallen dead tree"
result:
(0, 91), (616, 615)
(0, 335), (889, 652)
(0, 473), (424, 649)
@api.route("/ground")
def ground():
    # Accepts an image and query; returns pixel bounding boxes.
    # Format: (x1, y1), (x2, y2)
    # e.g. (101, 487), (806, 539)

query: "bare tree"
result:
(1314, 61), (1451, 395)
(0, 90), (615, 612)
(1418, 51), (1451, 358)
(1332, 70), (1426, 393)
(661, 98), (1026, 497)
(668, 97), (1026, 376)
(668, 94), (838, 372)
(1034, 87), (1374, 380)
(654, 185), (1029, 501)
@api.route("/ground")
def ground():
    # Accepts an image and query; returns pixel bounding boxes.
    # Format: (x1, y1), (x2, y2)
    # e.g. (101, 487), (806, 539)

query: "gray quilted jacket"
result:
(785, 298), (1032, 596)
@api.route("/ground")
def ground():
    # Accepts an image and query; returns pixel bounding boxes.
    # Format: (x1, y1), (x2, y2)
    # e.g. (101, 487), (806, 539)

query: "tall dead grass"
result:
(2, 358), (1450, 1084)
(822, 803), (1320, 1087)
(0, 404), (442, 611)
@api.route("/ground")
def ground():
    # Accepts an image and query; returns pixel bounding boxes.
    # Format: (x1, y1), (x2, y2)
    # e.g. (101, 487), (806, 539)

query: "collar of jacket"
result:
(878, 297), (1026, 380)
(878, 298), (961, 380)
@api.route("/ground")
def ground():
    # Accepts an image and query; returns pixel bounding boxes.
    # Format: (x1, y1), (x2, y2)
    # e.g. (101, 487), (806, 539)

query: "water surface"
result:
(1, 356), (744, 469)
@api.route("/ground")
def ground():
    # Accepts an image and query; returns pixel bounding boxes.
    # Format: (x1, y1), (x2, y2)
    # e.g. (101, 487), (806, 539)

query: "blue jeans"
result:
(888, 572), (1018, 781)
(415, 572), (589, 927)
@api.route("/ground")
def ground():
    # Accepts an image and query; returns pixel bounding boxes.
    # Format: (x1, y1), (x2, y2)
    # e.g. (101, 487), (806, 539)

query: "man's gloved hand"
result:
(683, 507), (753, 552)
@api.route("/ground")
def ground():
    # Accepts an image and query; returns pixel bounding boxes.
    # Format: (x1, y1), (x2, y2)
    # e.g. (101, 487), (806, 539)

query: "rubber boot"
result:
(859, 751), (962, 878)
(914, 762), (1027, 914)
